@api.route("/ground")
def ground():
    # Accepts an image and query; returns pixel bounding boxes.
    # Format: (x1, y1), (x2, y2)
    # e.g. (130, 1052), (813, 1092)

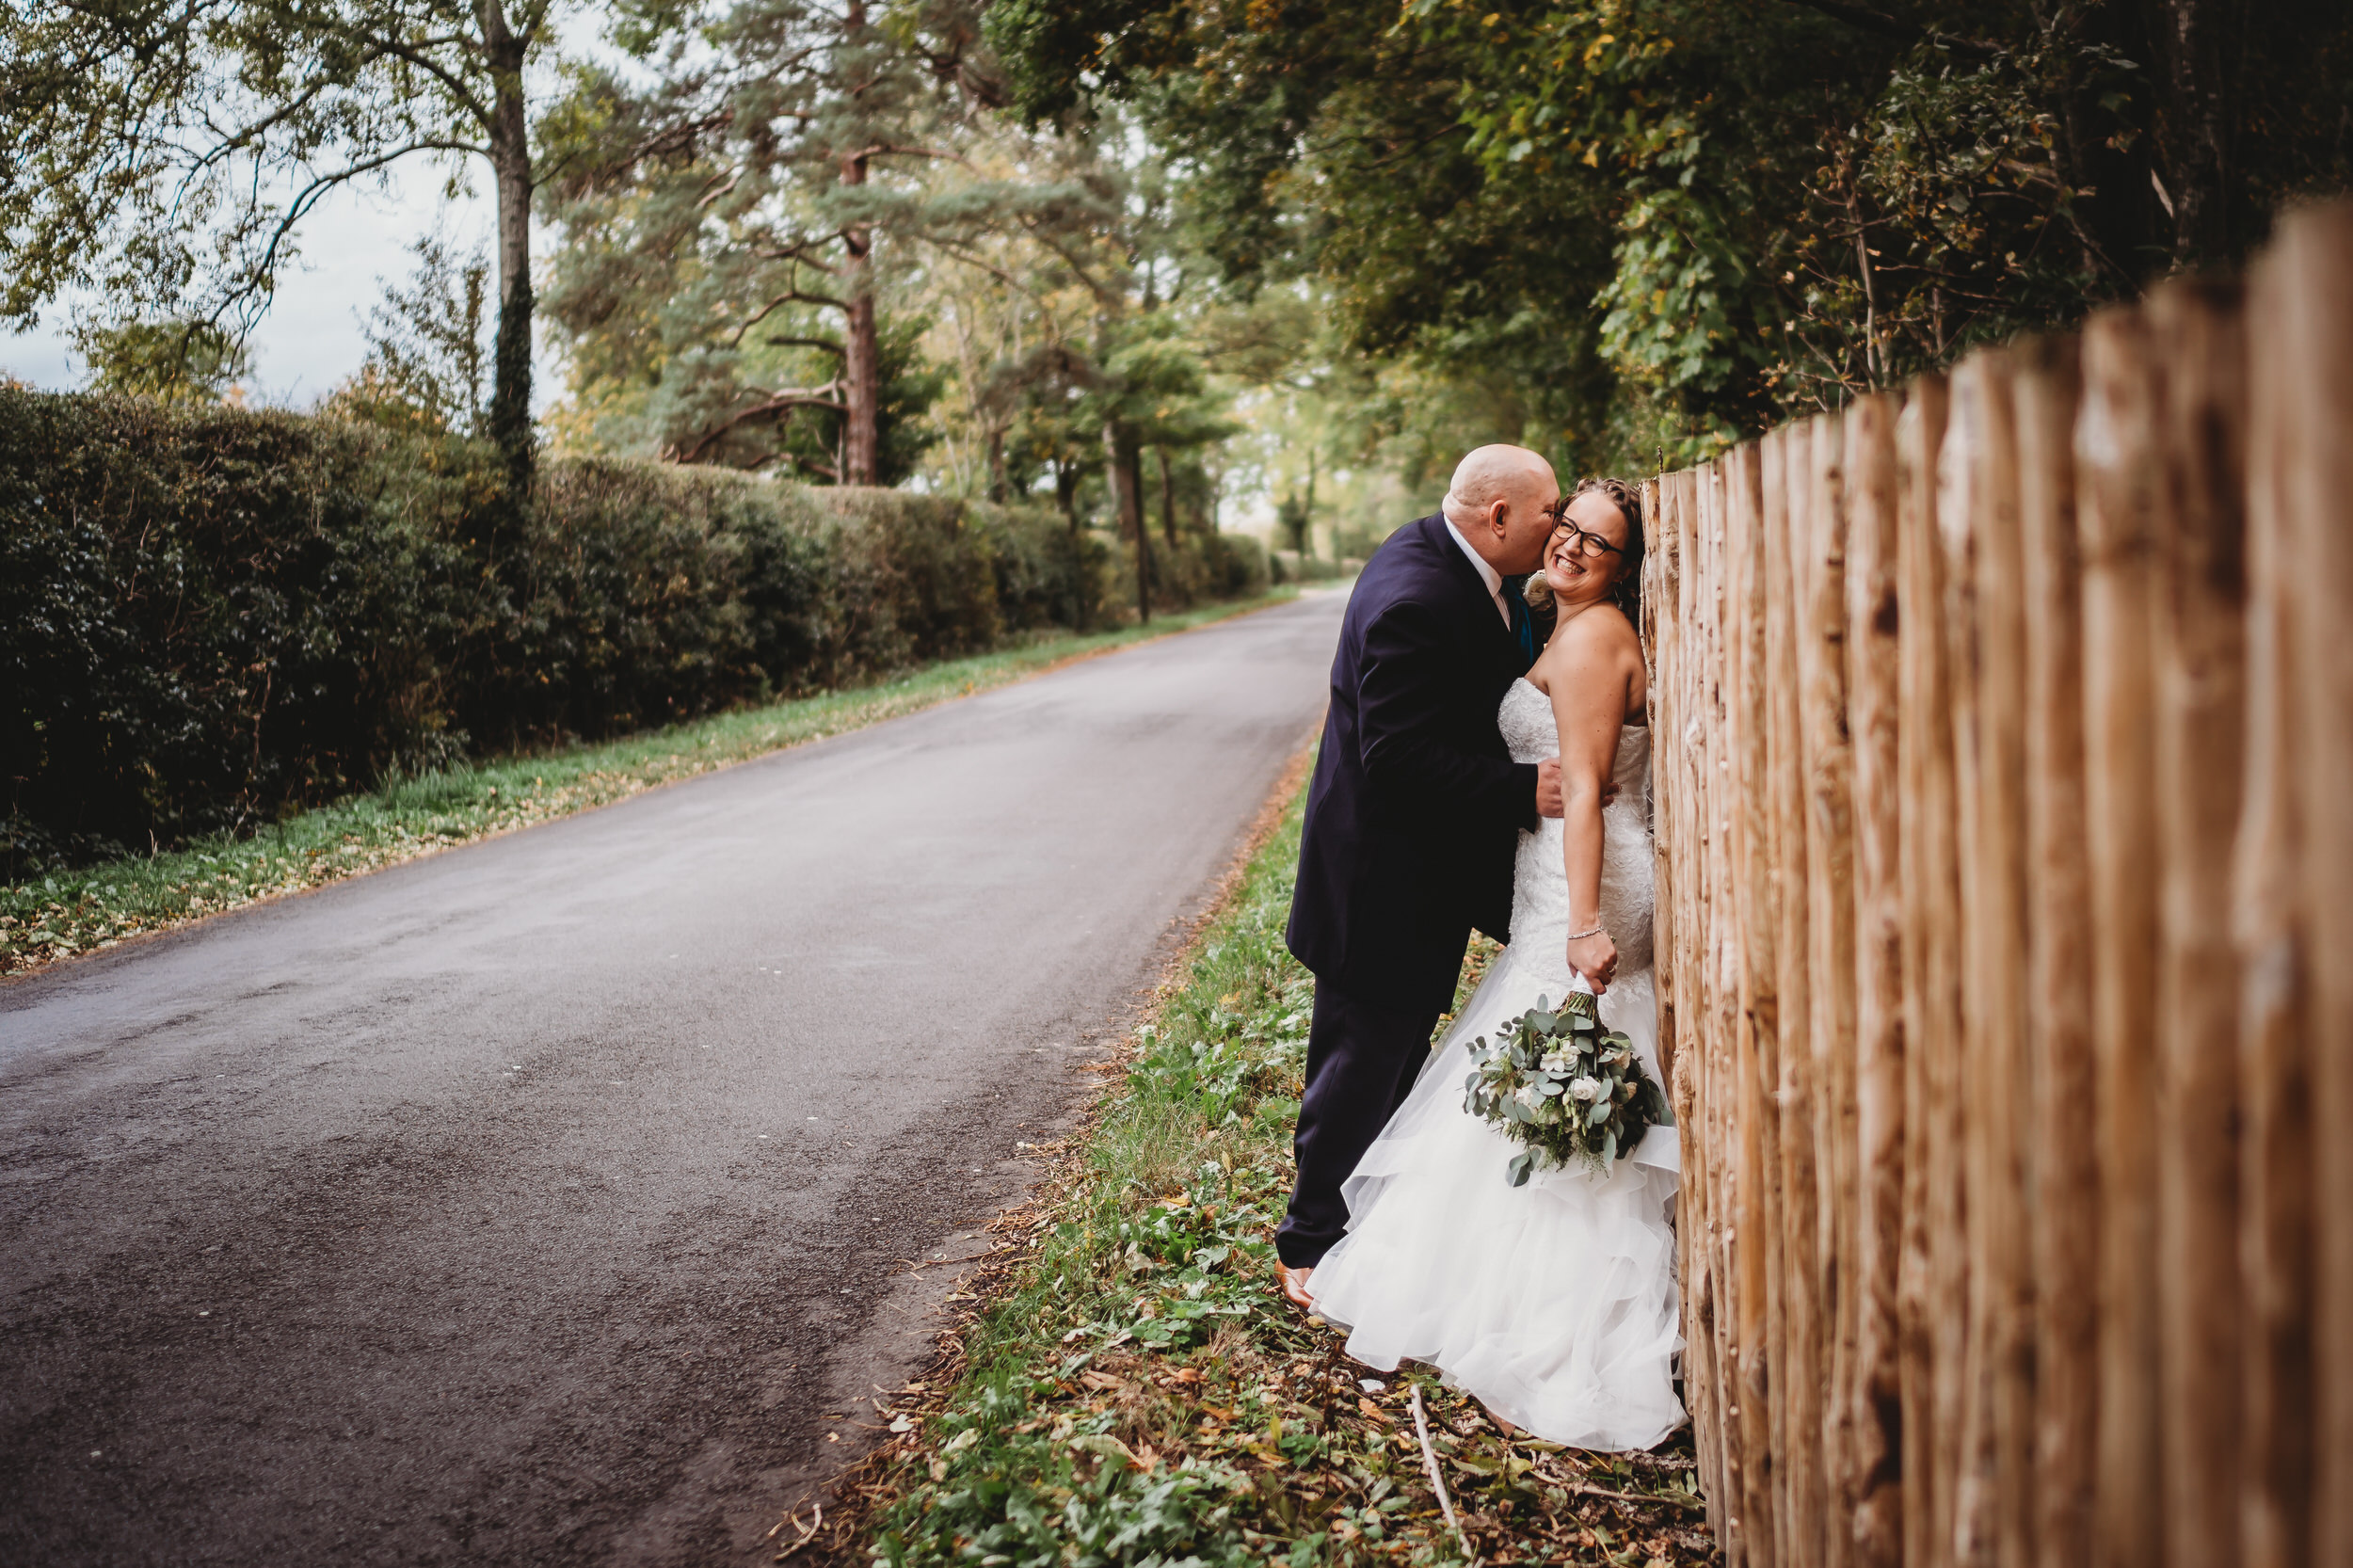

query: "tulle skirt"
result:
(1306, 943), (1685, 1451)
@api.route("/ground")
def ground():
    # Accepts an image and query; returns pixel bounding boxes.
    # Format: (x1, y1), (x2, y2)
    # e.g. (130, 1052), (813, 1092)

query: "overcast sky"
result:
(0, 160), (561, 409)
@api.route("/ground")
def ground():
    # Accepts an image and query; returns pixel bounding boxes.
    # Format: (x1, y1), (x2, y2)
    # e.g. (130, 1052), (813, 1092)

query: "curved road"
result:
(0, 590), (1344, 1567)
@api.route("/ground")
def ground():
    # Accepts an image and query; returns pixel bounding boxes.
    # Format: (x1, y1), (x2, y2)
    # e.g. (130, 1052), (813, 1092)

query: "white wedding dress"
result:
(1307, 678), (1684, 1451)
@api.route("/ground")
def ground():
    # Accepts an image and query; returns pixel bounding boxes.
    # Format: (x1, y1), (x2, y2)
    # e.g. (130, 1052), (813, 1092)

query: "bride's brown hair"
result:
(1522, 475), (1645, 629)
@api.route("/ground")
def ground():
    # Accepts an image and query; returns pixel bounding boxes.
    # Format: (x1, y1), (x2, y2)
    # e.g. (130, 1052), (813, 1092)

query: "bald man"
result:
(1277, 445), (1568, 1304)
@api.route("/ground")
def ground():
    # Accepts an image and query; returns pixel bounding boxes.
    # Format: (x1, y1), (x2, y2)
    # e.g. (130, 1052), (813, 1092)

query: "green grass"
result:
(832, 777), (1718, 1568)
(0, 593), (1293, 976)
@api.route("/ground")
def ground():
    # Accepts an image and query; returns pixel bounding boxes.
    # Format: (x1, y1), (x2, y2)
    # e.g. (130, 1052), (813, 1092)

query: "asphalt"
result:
(0, 588), (1346, 1567)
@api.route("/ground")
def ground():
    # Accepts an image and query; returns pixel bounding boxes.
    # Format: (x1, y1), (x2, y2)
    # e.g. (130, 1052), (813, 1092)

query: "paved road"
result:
(0, 590), (1344, 1568)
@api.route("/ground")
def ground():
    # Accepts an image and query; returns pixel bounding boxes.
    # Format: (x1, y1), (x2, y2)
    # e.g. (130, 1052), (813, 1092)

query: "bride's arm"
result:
(1541, 613), (1638, 991)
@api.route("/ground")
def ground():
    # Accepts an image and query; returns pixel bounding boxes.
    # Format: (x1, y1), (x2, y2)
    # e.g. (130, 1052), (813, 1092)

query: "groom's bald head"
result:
(1441, 444), (1559, 575)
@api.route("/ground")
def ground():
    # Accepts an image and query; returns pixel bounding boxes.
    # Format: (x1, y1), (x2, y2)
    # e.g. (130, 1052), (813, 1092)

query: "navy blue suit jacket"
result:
(1286, 515), (1539, 1014)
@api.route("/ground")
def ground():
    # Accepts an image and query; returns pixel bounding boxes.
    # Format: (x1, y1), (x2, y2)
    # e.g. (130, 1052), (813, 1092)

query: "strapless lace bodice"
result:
(1497, 678), (1654, 981)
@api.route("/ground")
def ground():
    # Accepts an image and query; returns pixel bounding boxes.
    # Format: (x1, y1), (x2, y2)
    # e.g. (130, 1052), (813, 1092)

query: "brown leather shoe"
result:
(1276, 1261), (1316, 1312)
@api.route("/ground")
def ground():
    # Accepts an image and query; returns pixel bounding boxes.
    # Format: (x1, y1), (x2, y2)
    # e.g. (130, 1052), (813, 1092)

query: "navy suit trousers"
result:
(1275, 979), (1441, 1268)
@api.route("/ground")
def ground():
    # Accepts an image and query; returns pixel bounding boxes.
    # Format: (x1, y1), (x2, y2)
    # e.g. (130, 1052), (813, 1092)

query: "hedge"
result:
(2, 389), (1266, 874)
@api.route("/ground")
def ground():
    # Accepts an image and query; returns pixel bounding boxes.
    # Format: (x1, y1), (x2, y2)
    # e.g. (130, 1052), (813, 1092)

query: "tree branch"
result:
(671, 384), (846, 463)
(254, 138), (490, 283)
(338, 31), (494, 126)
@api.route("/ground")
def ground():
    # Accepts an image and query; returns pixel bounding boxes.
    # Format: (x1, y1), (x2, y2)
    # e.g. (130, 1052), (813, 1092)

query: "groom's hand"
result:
(1534, 760), (1619, 819)
(1535, 759), (1564, 817)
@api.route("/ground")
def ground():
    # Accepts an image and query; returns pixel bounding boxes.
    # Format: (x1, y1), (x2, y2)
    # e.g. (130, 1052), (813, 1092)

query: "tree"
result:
(987, 0), (2353, 465)
(323, 233), (492, 436)
(1275, 491), (1310, 556)
(1, 0), (569, 475)
(77, 320), (253, 402)
(545, 0), (1003, 483)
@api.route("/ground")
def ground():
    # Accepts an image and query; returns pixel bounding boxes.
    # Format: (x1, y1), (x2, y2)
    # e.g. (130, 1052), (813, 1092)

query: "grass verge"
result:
(806, 769), (1719, 1568)
(0, 592), (1293, 977)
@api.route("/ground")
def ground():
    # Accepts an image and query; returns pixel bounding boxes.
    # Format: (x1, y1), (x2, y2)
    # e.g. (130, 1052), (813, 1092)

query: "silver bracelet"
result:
(1567, 923), (1608, 942)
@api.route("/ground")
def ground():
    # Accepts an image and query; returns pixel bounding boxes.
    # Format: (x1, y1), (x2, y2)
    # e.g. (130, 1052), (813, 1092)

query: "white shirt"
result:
(1443, 517), (1514, 630)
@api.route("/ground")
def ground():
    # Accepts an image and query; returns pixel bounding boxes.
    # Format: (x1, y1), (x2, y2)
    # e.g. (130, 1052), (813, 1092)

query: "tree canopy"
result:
(984, 0), (2353, 467)
(6, 0), (2347, 517)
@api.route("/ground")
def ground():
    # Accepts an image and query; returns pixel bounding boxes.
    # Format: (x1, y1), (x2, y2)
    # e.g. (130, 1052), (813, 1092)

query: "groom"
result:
(1277, 444), (1567, 1306)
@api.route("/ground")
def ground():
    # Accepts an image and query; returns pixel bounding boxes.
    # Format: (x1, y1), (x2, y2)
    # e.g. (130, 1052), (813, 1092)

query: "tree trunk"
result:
(483, 0), (534, 483)
(1106, 419), (1147, 623)
(2143, 0), (2233, 266)
(838, 0), (880, 485)
(1159, 447), (1179, 546)
(1305, 448), (1320, 558)
(841, 247), (879, 485)
(2051, 2), (2164, 292)
(1055, 458), (1080, 533)
(986, 426), (1008, 503)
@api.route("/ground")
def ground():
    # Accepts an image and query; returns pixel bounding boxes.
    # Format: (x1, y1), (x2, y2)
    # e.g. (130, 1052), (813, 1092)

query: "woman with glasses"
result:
(1308, 476), (1681, 1452)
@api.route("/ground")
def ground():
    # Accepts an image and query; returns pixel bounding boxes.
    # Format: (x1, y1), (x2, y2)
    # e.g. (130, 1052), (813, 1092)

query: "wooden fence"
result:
(1641, 200), (2352, 1568)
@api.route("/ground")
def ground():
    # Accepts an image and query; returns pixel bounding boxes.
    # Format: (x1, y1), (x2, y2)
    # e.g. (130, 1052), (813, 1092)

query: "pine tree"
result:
(548, 0), (1000, 482)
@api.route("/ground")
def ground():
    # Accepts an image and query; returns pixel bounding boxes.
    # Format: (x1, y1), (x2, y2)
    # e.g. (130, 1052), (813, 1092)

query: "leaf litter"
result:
(795, 769), (1720, 1568)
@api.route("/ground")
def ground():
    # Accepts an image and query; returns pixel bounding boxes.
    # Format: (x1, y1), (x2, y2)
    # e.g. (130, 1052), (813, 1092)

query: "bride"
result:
(1305, 475), (1682, 1451)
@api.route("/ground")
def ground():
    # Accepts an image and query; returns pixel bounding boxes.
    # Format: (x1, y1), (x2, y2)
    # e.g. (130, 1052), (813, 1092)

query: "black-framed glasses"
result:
(1544, 502), (1624, 560)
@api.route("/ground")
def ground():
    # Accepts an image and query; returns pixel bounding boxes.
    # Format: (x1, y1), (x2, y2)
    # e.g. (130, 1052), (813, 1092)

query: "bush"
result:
(1102, 526), (1272, 615)
(1, 389), (1193, 876)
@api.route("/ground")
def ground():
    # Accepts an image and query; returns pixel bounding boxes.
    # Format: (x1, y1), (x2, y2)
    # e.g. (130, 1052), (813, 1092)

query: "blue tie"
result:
(1507, 584), (1537, 670)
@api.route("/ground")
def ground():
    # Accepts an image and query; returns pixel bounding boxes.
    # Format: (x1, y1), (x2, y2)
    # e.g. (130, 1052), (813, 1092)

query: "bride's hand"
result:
(1566, 929), (1619, 994)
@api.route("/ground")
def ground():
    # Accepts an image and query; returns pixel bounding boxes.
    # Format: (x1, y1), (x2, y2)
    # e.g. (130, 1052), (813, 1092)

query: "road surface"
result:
(0, 589), (1345, 1567)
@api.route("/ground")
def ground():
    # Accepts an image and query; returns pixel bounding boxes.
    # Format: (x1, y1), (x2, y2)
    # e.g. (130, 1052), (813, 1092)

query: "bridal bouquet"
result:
(1461, 990), (1672, 1185)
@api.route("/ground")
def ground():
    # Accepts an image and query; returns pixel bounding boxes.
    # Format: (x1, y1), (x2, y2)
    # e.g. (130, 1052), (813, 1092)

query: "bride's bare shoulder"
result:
(1534, 603), (1640, 671)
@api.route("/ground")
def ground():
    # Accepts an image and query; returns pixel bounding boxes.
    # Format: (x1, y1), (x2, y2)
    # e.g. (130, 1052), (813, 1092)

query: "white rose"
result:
(1569, 1076), (1605, 1102)
(1516, 1084), (1547, 1112)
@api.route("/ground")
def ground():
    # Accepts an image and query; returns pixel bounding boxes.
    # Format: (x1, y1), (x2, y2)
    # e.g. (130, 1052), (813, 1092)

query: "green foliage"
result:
(540, 0), (997, 481)
(1275, 493), (1310, 555)
(0, 385), (1138, 876)
(0, 0), (564, 470)
(75, 318), (253, 402)
(991, 0), (2353, 469)
(1460, 991), (1671, 1184)
(320, 235), (493, 438)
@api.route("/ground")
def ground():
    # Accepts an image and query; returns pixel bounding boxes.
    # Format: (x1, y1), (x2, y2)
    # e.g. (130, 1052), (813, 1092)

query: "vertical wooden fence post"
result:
(1843, 392), (1906, 1568)
(1769, 426), (1826, 1568)
(1657, 471), (1731, 1560)
(1943, 347), (2037, 1568)
(2232, 212), (2324, 1568)
(2014, 333), (2098, 1568)
(2249, 203), (2353, 1568)
(1894, 376), (1956, 1568)
(1702, 464), (1753, 1568)
(2145, 277), (2249, 1568)
(1801, 415), (1859, 1568)
(1728, 443), (1781, 1568)
(2076, 304), (2166, 1568)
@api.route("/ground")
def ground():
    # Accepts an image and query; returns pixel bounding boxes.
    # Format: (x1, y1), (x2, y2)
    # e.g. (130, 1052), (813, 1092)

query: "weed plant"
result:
(0, 597), (1283, 975)
(841, 786), (1719, 1568)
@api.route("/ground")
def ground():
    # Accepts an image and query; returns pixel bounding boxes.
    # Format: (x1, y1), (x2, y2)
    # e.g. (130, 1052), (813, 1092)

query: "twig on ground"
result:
(1411, 1383), (1475, 1562)
(1574, 1480), (1709, 1512)
(773, 1502), (823, 1560)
